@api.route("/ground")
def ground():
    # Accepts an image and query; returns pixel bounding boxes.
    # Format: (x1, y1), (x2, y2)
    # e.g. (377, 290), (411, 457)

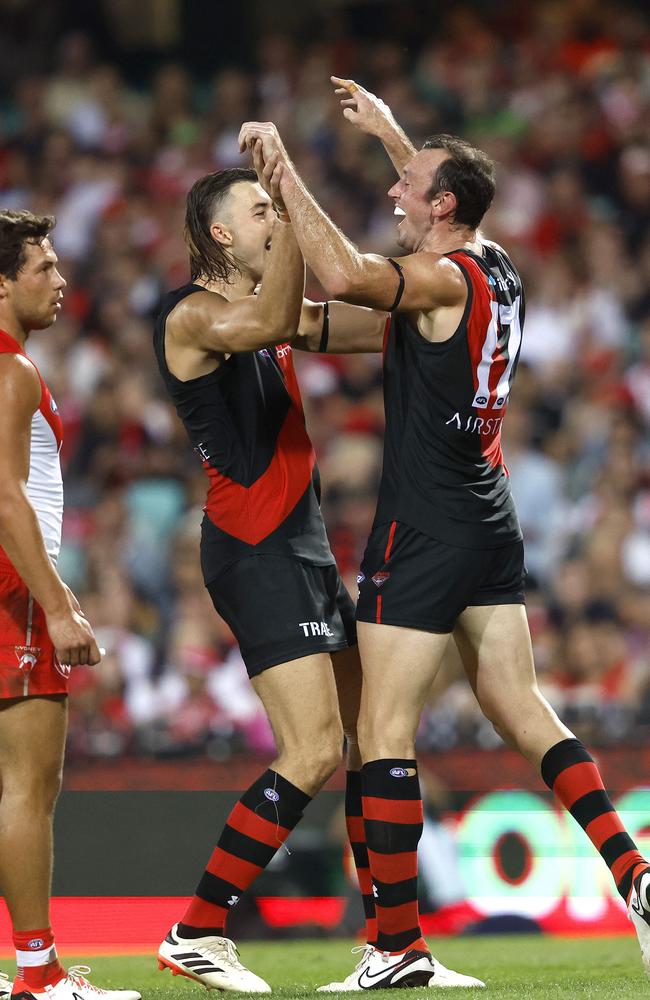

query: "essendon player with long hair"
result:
(152, 146), (471, 992)
(0, 212), (139, 1000)
(240, 88), (650, 989)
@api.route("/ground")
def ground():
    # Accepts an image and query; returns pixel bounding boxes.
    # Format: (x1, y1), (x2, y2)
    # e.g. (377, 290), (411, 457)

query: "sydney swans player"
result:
(240, 83), (650, 989)
(0, 211), (139, 1000)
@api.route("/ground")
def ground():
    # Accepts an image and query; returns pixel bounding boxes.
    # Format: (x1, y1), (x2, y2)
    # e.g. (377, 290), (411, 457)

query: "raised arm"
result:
(331, 77), (417, 176)
(169, 219), (305, 355)
(239, 122), (464, 314)
(0, 355), (100, 666)
(169, 145), (305, 355)
(292, 300), (389, 354)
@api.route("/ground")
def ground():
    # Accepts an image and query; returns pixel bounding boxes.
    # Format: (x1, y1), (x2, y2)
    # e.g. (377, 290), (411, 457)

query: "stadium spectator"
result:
(1, 0), (648, 759)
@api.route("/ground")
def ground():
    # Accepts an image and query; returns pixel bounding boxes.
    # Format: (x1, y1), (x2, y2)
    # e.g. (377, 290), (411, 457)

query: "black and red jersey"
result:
(374, 242), (524, 549)
(154, 284), (334, 581)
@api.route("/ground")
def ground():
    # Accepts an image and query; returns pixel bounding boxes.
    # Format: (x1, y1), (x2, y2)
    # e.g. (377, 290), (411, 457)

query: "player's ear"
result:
(210, 221), (233, 248)
(0, 273), (9, 299)
(430, 189), (456, 222)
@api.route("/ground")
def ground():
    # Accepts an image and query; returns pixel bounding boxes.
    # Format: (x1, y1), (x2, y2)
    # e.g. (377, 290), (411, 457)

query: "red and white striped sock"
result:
(13, 928), (65, 990)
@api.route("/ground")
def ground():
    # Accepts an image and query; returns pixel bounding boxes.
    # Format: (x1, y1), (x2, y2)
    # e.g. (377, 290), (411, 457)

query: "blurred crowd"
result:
(1, 0), (649, 761)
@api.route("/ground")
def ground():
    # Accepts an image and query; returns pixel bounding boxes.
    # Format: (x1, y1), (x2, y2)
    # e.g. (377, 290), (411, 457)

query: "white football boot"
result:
(0, 973), (10, 999)
(628, 867), (650, 979)
(158, 924), (271, 992)
(318, 944), (484, 990)
(11, 966), (140, 1000)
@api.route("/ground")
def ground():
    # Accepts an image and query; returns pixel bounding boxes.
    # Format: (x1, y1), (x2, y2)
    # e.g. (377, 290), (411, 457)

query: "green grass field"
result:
(24, 936), (647, 1000)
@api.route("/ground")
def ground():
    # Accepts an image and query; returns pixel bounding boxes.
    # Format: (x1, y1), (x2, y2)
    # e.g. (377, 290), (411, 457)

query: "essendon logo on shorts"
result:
(372, 572), (390, 587)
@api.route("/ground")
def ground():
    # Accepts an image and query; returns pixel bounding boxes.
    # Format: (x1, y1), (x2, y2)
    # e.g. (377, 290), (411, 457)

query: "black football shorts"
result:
(207, 554), (357, 677)
(356, 520), (526, 634)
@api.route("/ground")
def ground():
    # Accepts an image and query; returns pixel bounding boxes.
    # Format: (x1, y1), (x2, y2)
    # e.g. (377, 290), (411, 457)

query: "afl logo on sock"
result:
(264, 788), (280, 802)
(28, 938), (44, 949)
(389, 767), (408, 778)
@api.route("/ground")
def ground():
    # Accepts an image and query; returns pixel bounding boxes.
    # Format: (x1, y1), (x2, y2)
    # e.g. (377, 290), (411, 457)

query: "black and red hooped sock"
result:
(345, 770), (377, 946)
(361, 758), (426, 955)
(179, 769), (311, 937)
(541, 738), (648, 902)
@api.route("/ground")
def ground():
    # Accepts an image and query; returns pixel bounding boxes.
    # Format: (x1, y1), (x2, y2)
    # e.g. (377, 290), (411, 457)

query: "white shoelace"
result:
(337, 944), (374, 984)
(197, 938), (246, 972)
(66, 967), (106, 995)
(351, 945), (374, 970)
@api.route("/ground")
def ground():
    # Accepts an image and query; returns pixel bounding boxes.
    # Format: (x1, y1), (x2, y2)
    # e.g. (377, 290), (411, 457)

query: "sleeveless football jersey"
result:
(153, 284), (334, 582)
(374, 241), (524, 548)
(0, 328), (64, 564)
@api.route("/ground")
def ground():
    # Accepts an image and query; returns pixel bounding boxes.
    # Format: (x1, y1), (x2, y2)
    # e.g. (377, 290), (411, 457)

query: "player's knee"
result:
(490, 719), (517, 748)
(301, 736), (344, 785)
(479, 697), (516, 745)
(481, 687), (555, 751)
(2, 760), (62, 813)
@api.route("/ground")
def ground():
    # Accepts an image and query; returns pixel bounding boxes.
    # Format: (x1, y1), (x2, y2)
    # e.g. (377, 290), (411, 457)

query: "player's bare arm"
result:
(331, 76), (417, 175)
(0, 354), (100, 667)
(292, 300), (388, 354)
(167, 146), (304, 368)
(239, 121), (466, 322)
(167, 223), (304, 358)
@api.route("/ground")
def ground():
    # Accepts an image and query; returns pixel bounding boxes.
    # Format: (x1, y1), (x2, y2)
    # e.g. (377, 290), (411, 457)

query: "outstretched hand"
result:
(331, 76), (396, 137)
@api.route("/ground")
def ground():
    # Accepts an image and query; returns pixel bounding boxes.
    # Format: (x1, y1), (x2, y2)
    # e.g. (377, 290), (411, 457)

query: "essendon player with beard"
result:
(240, 84), (650, 989)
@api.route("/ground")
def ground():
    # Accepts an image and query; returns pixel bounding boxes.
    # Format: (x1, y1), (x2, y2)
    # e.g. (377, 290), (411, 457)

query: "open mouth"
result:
(265, 237), (272, 250)
(394, 206), (406, 217)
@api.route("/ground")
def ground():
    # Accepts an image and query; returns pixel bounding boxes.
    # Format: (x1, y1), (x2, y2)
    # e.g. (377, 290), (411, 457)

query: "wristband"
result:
(318, 301), (330, 353)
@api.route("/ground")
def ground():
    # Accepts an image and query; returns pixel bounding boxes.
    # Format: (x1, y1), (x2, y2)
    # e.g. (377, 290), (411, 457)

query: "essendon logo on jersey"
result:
(372, 571), (390, 587)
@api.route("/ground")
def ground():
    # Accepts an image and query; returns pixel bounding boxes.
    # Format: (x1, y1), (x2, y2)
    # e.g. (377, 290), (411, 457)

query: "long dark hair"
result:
(185, 168), (257, 284)
(423, 135), (495, 230)
(0, 210), (55, 279)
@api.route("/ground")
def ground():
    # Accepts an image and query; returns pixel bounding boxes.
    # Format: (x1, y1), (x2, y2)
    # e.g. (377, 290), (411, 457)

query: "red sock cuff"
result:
(13, 928), (55, 950)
